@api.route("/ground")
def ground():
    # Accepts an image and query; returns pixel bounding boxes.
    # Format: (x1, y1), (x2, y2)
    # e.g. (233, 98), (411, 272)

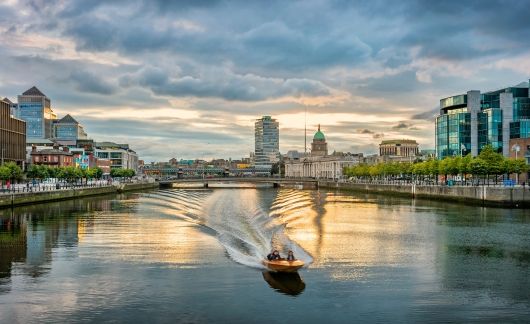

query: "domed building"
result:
(311, 125), (328, 156)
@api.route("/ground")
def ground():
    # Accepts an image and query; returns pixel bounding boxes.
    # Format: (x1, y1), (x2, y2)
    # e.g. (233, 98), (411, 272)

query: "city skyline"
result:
(1, 1), (530, 161)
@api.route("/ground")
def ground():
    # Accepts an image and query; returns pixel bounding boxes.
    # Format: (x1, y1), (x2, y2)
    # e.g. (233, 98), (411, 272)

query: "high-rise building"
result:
(17, 86), (57, 139)
(254, 116), (279, 169)
(435, 80), (530, 159)
(53, 114), (88, 143)
(0, 99), (26, 166)
(311, 125), (328, 156)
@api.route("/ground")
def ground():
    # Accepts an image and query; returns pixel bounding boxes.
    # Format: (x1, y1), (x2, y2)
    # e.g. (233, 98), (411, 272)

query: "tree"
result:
(4, 162), (22, 181)
(469, 158), (488, 184)
(0, 165), (10, 182)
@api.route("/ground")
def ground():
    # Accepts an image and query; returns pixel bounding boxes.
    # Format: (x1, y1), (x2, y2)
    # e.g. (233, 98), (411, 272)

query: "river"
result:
(1, 187), (529, 323)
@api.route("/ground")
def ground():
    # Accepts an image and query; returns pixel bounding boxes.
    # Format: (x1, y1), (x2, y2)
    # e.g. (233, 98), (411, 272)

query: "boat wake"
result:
(142, 189), (312, 269)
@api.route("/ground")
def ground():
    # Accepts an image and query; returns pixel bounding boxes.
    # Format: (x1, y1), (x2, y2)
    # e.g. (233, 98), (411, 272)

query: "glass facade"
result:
(55, 125), (78, 140)
(436, 110), (470, 159)
(254, 116), (279, 168)
(18, 102), (43, 138)
(436, 81), (530, 159)
(510, 120), (530, 139)
(478, 108), (503, 153)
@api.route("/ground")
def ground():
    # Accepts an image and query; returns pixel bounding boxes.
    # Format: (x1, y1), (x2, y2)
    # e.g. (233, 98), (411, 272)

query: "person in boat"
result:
(266, 250), (275, 261)
(272, 250), (281, 260)
(287, 250), (295, 261)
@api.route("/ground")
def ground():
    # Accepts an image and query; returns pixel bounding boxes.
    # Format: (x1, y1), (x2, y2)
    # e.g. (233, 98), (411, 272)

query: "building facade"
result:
(95, 142), (138, 171)
(2, 98), (18, 116)
(435, 80), (530, 159)
(285, 154), (361, 179)
(285, 126), (361, 179)
(53, 114), (88, 143)
(254, 116), (279, 169)
(379, 139), (419, 157)
(16, 86), (57, 139)
(30, 145), (73, 167)
(508, 138), (530, 182)
(0, 99), (26, 166)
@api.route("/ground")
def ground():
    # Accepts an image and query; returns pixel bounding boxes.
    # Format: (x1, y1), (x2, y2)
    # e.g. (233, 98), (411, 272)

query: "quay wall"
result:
(318, 181), (530, 207)
(0, 182), (159, 208)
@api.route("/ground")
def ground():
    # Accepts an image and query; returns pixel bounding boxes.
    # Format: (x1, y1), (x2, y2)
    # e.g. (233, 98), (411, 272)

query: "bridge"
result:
(158, 177), (318, 189)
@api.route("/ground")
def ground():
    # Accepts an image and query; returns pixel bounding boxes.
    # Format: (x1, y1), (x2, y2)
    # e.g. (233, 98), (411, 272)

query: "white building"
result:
(285, 155), (361, 179)
(284, 126), (361, 179)
(95, 142), (139, 171)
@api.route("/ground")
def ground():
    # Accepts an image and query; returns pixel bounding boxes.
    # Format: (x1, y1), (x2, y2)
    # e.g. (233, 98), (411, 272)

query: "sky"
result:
(1, 0), (530, 162)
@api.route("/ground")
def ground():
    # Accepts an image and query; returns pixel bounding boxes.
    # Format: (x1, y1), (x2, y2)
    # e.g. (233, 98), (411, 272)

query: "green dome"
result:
(313, 125), (325, 141)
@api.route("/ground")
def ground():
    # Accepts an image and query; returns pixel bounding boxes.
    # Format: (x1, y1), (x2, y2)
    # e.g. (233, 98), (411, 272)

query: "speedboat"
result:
(262, 259), (304, 272)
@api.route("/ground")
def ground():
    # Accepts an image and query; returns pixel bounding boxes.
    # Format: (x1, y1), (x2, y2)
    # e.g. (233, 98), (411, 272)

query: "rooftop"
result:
(313, 124), (326, 141)
(380, 139), (418, 145)
(22, 86), (47, 97)
(56, 114), (79, 124)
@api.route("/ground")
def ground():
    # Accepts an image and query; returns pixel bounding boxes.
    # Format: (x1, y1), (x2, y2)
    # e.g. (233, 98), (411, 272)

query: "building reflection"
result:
(0, 196), (116, 293)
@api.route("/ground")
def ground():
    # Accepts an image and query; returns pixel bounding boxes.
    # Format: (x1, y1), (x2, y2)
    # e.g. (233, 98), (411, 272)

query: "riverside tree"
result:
(344, 145), (528, 185)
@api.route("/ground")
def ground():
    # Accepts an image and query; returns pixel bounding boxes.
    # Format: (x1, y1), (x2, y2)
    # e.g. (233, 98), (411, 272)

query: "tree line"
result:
(344, 145), (528, 185)
(0, 163), (136, 182)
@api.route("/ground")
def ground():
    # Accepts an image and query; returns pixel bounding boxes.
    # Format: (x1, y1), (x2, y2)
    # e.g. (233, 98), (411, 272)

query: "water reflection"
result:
(0, 195), (120, 293)
(0, 188), (529, 322)
(262, 271), (306, 296)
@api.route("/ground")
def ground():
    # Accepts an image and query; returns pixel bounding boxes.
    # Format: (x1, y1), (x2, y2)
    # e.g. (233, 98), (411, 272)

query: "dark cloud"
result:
(411, 108), (439, 121)
(69, 70), (117, 95)
(121, 66), (332, 101)
(392, 122), (413, 130)
(356, 129), (375, 134)
(1, 0), (528, 160)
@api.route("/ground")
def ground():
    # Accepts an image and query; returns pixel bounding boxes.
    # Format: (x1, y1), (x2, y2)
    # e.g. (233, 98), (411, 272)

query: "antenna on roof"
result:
(304, 107), (307, 154)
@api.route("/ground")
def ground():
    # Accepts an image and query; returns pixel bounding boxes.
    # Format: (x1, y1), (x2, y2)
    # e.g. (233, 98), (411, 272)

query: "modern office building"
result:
(379, 139), (419, 157)
(53, 114), (88, 143)
(435, 80), (530, 159)
(254, 116), (279, 169)
(16, 86), (57, 139)
(94, 142), (139, 171)
(0, 99), (26, 166)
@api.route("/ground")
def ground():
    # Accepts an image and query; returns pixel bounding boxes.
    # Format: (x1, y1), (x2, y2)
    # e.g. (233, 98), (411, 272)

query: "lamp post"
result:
(512, 144), (521, 185)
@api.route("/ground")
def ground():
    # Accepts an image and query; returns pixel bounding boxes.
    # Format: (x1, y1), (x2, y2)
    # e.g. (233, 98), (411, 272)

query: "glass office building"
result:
(54, 114), (88, 141)
(254, 116), (279, 169)
(16, 86), (57, 139)
(435, 80), (530, 159)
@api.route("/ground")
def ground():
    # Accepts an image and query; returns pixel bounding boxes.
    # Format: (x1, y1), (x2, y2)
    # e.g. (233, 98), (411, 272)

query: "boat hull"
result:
(262, 260), (304, 272)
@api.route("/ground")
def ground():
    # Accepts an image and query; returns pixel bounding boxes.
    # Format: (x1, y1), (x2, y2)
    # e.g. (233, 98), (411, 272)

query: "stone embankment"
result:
(318, 181), (530, 207)
(0, 182), (158, 208)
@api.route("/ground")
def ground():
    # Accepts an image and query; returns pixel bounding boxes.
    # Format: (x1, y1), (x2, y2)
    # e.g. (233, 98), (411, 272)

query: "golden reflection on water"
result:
(276, 189), (423, 280)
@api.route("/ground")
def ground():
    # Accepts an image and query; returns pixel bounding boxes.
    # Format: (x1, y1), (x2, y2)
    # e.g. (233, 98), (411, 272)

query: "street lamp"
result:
(512, 144), (521, 185)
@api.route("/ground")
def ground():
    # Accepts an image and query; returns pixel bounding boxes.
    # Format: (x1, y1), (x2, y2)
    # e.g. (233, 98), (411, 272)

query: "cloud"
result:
(121, 66), (334, 101)
(1, 0), (529, 161)
(392, 122), (413, 130)
(69, 70), (118, 95)
(356, 129), (375, 134)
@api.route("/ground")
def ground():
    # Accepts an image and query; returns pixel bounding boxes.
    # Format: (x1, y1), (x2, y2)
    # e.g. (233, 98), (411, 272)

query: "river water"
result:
(0, 187), (529, 323)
